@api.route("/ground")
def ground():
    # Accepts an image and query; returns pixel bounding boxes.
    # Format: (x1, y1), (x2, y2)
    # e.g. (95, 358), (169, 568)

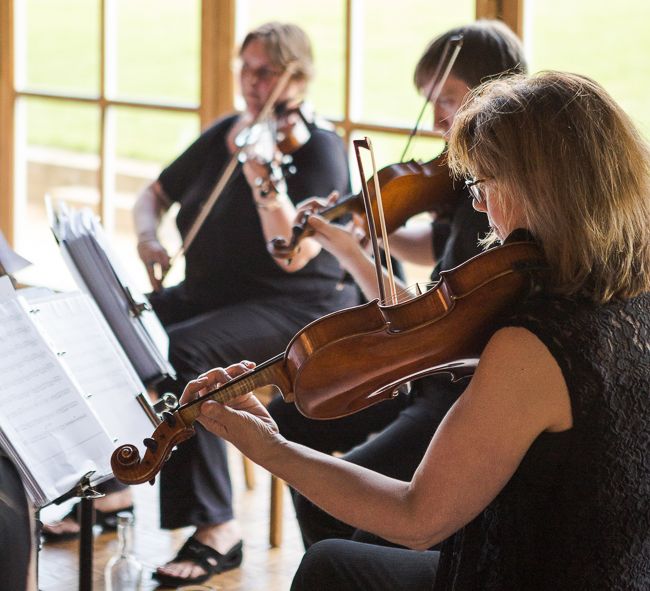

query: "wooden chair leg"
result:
(270, 474), (284, 547)
(242, 454), (255, 490)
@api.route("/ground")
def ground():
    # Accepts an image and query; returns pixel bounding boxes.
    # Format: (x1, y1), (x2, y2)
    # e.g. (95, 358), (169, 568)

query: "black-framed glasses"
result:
(465, 178), (488, 205)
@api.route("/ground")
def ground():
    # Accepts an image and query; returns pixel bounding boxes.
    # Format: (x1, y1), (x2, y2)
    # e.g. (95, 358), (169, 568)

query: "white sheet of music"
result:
(24, 290), (152, 460)
(0, 283), (114, 506)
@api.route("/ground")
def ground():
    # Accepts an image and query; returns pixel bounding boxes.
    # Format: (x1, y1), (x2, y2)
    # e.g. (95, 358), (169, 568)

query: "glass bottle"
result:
(104, 511), (143, 591)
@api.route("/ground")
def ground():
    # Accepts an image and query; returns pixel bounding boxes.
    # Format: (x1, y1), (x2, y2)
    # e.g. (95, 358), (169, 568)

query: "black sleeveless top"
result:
(435, 291), (650, 591)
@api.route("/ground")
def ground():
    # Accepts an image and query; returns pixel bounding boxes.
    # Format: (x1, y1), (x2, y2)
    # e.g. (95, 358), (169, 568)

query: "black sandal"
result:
(152, 536), (243, 587)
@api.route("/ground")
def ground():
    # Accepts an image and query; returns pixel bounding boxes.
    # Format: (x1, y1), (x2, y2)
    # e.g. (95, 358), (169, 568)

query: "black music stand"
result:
(36, 472), (103, 591)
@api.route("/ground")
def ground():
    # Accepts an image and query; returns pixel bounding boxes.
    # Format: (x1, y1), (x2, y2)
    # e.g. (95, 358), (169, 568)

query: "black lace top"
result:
(434, 291), (650, 591)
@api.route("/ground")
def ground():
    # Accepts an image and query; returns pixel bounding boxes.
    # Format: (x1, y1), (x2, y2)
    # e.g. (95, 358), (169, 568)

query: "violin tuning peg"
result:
(162, 411), (177, 427)
(143, 437), (158, 452)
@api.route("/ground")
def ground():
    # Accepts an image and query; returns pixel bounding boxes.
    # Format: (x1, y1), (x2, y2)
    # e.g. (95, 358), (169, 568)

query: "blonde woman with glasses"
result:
(182, 71), (650, 591)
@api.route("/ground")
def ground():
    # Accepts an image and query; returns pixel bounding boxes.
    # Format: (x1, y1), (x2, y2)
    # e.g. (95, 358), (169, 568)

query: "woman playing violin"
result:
(268, 20), (527, 549)
(182, 71), (650, 590)
(132, 22), (359, 587)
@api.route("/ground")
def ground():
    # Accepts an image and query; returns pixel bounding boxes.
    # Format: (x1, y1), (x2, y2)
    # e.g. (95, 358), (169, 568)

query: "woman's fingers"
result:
(179, 361), (256, 404)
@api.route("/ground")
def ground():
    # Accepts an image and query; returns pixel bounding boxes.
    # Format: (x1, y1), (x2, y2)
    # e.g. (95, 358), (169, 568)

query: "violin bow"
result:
(400, 34), (463, 162)
(353, 137), (398, 305)
(161, 62), (299, 283)
(352, 35), (463, 303)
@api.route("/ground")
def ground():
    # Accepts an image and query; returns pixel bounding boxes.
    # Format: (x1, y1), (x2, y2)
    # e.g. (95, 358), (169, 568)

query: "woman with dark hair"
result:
(268, 19), (528, 549)
(182, 71), (650, 590)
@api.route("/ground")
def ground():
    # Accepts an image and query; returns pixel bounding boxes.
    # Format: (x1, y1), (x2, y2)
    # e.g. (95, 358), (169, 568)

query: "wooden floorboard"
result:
(37, 446), (304, 590)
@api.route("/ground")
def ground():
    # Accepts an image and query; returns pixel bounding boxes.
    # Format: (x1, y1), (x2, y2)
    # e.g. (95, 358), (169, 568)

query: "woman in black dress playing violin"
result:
(267, 20), (527, 550)
(180, 70), (650, 591)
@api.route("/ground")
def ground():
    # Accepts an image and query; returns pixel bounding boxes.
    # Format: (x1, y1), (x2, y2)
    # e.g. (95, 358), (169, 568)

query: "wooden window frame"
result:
(0, 0), (521, 244)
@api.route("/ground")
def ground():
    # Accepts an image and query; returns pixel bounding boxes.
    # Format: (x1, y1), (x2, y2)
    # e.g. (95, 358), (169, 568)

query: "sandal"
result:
(41, 502), (135, 542)
(152, 536), (243, 587)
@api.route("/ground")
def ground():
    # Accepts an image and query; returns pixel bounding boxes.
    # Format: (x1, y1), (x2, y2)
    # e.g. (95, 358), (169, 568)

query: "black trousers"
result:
(149, 282), (359, 529)
(291, 539), (439, 591)
(0, 455), (32, 591)
(270, 376), (465, 548)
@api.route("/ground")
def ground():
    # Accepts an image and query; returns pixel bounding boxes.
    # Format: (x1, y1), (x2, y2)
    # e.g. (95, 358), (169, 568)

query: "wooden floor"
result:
(38, 447), (304, 591)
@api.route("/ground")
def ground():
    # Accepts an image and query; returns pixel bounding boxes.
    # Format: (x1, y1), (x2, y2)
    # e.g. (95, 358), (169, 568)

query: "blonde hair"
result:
(448, 71), (650, 303)
(240, 22), (314, 83)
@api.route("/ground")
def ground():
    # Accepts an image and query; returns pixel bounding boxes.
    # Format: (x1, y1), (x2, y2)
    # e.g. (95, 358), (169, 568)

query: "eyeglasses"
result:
(465, 178), (488, 205)
(240, 63), (282, 83)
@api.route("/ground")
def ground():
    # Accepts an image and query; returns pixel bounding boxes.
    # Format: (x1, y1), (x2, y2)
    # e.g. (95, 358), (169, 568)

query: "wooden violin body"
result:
(111, 239), (544, 485)
(268, 152), (459, 259)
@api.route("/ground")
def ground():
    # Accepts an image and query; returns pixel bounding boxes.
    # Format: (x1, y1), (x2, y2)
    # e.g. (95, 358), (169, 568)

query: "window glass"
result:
(357, 0), (475, 126)
(237, 0), (346, 120)
(22, 0), (100, 94)
(528, 0), (650, 140)
(115, 107), (200, 165)
(14, 98), (100, 290)
(114, 0), (200, 104)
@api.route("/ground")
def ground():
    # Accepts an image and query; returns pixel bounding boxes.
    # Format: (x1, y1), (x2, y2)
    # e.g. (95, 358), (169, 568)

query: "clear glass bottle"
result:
(104, 511), (143, 591)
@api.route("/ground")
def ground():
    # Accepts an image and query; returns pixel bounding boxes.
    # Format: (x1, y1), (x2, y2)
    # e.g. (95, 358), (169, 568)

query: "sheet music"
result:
(24, 290), (153, 459)
(0, 280), (115, 507)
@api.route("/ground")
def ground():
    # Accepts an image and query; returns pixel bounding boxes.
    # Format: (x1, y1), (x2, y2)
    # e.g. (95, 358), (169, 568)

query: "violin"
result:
(268, 33), (464, 261)
(236, 101), (313, 196)
(111, 238), (545, 485)
(236, 101), (312, 164)
(267, 150), (460, 259)
(164, 64), (302, 279)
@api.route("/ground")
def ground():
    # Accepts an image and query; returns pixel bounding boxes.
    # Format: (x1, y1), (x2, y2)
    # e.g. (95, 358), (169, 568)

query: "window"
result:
(5, 0), (200, 289)
(526, 0), (650, 139)
(1, 0), (522, 289)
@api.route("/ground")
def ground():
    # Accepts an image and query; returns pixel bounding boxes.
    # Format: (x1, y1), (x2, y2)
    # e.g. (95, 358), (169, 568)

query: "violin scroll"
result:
(111, 413), (195, 485)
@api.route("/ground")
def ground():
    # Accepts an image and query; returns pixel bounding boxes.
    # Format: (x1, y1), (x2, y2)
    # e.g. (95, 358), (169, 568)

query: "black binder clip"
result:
(124, 286), (152, 318)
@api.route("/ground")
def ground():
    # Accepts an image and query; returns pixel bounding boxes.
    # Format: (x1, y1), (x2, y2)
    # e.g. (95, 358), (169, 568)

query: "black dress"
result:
(435, 292), (650, 591)
(0, 454), (32, 590)
(291, 290), (650, 591)
(149, 114), (360, 529)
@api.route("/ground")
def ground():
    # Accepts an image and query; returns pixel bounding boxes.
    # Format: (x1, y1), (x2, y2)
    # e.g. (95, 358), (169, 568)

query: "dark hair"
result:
(414, 20), (527, 90)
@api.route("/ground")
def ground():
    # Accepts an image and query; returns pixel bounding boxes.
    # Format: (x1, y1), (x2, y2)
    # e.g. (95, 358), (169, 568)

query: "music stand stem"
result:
(79, 496), (94, 591)
(39, 472), (103, 591)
